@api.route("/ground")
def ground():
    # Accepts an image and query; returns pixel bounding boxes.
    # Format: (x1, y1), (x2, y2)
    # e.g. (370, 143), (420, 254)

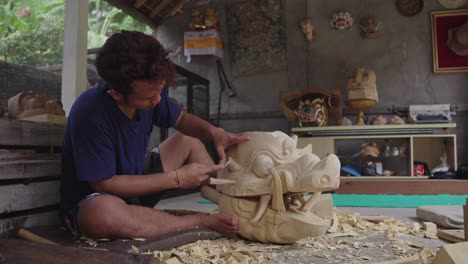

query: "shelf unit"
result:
(291, 123), (468, 195)
(293, 123), (457, 177)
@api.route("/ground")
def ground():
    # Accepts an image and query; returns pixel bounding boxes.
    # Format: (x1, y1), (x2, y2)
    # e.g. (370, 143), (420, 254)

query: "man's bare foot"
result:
(203, 213), (239, 238)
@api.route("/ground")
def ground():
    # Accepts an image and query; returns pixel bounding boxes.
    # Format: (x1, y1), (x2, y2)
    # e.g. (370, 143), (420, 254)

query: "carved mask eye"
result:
(252, 155), (274, 177)
(320, 175), (331, 185)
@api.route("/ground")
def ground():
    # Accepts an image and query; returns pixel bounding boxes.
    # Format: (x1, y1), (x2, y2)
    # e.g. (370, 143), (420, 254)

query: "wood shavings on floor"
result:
(131, 209), (438, 263)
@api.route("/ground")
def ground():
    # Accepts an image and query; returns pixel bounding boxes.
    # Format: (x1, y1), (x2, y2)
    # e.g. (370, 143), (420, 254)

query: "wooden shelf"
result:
(293, 123), (460, 194)
(337, 179), (468, 195)
(292, 123), (456, 132)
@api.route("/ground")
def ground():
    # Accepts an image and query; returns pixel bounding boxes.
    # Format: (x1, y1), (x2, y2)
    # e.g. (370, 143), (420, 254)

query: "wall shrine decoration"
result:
(227, 0), (287, 76)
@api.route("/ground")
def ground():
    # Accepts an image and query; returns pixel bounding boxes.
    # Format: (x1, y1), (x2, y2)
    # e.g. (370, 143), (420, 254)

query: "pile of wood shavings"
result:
(128, 209), (437, 264)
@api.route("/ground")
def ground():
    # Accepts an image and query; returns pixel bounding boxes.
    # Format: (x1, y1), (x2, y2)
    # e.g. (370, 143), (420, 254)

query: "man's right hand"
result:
(177, 163), (224, 189)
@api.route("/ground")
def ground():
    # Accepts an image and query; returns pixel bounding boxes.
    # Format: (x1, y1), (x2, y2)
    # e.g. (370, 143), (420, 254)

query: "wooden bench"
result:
(0, 119), (64, 235)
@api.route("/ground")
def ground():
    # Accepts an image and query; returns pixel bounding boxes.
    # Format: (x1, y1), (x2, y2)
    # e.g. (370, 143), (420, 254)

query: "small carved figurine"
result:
(329, 11), (354, 31)
(204, 6), (219, 28)
(300, 17), (315, 43)
(341, 117), (352, 126)
(189, 7), (206, 30)
(388, 115), (405, 125)
(360, 16), (381, 39)
(371, 115), (387, 125)
(346, 67), (378, 103)
(7, 91), (65, 120)
(360, 142), (380, 158)
(202, 131), (341, 244)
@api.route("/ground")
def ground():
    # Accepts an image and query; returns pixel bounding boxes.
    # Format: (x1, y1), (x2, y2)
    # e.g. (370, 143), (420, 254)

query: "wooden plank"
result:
(336, 179), (468, 194)
(0, 211), (59, 235)
(166, 0), (189, 17)
(465, 198), (467, 241)
(0, 238), (152, 264)
(432, 242), (468, 264)
(149, 0), (171, 18)
(20, 114), (67, 125)
(133, 0), (147, 8)
(0, 159), (60, 180)
(437, 229), (465, 243)
(292, 123), (457, 133)
(0, 181), (59, 213)
(0, 119), (65, 147)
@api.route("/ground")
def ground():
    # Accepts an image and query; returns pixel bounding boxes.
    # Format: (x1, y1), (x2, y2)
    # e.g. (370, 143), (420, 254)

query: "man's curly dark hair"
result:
(96, 30), (175, 95)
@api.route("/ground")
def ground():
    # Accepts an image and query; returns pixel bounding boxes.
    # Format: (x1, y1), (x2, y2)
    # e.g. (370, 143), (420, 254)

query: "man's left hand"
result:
(212, 128), (249, 163)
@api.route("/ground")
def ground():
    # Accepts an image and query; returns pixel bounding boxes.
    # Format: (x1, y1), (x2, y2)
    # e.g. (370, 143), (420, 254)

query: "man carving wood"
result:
(60, 31), (248, 239)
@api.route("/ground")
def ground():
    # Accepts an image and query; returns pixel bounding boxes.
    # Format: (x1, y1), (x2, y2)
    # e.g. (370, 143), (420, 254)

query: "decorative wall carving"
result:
(227, 0), (287, 76)
(7, 91), (65, 119)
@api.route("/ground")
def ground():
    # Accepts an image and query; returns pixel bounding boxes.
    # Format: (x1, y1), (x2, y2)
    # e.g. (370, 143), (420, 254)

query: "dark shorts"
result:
(64, 148), (165, 237)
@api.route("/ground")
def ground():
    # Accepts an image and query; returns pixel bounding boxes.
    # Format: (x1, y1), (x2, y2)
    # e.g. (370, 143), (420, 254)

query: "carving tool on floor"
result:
(17, 228), (57, 245)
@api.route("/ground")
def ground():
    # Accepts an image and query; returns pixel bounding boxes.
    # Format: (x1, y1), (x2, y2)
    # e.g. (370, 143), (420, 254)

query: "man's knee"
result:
(77, 194), (141, 238)
(181, 133), (205, 150)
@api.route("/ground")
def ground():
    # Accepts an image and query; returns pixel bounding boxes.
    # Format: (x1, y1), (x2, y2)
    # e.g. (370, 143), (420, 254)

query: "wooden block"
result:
(20, 114), (67, 125)
(0, 181), (59, 213)
(437, 229), (465, 243)
(361, 215), (392, 223)
(432, 241), (468, 264)
(422, 222), (438, 236)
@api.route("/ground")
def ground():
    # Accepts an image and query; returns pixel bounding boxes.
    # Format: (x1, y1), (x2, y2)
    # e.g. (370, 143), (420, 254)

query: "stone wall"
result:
(157, 0), (468, 164)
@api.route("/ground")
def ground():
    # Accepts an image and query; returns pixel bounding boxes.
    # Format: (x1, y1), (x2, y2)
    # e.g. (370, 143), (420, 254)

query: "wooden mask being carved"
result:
(202, 131), (341, 244)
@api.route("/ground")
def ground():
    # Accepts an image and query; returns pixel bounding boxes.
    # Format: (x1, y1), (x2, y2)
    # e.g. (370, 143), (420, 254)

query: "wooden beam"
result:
(61, 0), (88, 115)
(0, 119), (65, 147)
(167, 0), (189, 17)
(133, 0), (147, 8)
(336, 179), (468, 194)
(149, 0), (171, 18)
(104, 0), (160, 28)
(0, 181), (59, 213)
(0, 159), (60, 180)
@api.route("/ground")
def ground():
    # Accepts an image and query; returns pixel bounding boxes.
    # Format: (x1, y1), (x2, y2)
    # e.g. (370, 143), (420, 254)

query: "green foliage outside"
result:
(0, 0), (152, 67)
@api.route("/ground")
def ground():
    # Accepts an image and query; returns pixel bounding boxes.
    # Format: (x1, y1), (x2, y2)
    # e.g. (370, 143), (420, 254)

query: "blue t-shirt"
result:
(59, 82), (181, 215)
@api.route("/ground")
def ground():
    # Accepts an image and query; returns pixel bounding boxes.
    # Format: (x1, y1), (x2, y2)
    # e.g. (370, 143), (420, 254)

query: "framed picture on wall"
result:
(431, 9), (468, 73)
